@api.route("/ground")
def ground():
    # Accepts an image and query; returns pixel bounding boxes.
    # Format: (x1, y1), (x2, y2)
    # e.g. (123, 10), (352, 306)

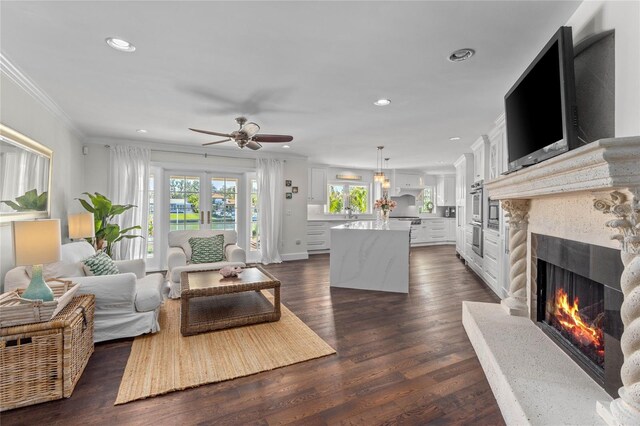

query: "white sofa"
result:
(4, 241), (164, 343)
(167, 229), (246, 299)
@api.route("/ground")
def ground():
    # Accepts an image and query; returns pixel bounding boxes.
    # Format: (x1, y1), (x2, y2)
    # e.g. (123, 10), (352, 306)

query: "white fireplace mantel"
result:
(465, 136), (640, 426)
(485, 137), (640, 200)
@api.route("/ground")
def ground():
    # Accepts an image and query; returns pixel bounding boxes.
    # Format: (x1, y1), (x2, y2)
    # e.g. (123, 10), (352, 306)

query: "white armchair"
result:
(4, 241), (164, 342)
(166, 230), (246, 298)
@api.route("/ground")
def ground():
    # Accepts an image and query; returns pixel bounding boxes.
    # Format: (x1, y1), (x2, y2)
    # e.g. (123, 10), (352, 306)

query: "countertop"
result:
(308, 216), (454, 222)
(308, 216), (374, 222)
(331, 220), (411, 231)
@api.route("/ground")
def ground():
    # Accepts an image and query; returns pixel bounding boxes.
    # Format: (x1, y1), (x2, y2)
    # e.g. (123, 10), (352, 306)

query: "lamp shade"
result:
(68, 212), (95, 239)
(12, 219), (61, 266)
(374, 172), (386, 183)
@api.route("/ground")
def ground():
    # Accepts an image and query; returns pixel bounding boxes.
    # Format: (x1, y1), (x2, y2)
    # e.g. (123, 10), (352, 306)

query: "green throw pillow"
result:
(83, 251), (119, 276)
(189, 235), (224, 264)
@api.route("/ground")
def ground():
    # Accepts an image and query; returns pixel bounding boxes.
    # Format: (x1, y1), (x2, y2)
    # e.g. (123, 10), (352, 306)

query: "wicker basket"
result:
(0, 295), (95, 411)
(0, 280), (79, 328)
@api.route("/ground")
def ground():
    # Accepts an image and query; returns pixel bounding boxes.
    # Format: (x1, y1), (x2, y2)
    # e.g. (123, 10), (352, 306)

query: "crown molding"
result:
(84, 136), (308, 162)
(0, 52), (84, 139)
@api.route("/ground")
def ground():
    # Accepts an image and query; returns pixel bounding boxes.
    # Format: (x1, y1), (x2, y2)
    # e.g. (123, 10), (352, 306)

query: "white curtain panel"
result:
(108, 145), (150, 260)
(257, 158), (283, 264)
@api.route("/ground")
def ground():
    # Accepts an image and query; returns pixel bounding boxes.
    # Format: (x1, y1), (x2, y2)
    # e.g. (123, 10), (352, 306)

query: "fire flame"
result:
(553, 289), (604, 353)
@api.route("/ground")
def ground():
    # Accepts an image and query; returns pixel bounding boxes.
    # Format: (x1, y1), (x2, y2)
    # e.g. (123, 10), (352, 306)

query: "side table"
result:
(0, 294), (95, 411)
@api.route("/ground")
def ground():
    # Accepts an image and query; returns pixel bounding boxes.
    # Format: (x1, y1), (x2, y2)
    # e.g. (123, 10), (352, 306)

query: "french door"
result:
(168, 172), (239, 233)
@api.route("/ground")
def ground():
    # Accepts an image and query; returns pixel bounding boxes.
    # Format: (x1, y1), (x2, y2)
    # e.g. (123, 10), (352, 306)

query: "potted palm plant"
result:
(76, 192), (142, 258)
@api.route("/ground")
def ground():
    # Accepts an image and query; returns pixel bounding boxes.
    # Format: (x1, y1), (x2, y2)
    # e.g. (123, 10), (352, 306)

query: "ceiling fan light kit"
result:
(190, 116), (293, 151)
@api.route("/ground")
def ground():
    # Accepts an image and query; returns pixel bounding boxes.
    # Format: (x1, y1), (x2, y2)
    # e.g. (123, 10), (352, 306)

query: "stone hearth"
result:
(467, 137), (640, 425)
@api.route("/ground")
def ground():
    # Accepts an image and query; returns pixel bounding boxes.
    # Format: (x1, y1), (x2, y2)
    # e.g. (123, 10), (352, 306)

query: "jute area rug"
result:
(115, 293), (336, 405)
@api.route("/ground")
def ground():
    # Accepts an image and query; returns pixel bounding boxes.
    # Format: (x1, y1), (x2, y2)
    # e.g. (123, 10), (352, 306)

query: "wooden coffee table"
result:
(180, 267), (281, 336)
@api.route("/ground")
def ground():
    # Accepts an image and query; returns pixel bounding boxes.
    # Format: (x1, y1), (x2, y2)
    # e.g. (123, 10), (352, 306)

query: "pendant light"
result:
(382, 158), (391, 189)
(374, 146), (385, 183)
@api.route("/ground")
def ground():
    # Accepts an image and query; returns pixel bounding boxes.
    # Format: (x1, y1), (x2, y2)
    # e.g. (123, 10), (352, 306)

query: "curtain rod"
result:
(103, 145), (286, 161)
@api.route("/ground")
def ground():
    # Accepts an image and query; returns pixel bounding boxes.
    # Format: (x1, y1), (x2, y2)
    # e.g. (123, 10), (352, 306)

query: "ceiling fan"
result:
(189, 117), (293, 150)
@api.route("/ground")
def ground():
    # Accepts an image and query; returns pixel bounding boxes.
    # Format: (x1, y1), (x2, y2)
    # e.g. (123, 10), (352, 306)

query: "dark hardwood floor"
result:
(1, 245), (504, 425)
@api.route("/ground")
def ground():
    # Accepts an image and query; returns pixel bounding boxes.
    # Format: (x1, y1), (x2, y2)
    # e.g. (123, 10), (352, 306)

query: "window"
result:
(419, 187), (434, 213)
(147, 174), (154, 257)
(250, 178), (260, 250)
(327, 183), (370, 214)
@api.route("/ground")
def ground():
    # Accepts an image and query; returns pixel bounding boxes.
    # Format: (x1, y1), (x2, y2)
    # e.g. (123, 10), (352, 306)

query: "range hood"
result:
(392, 187), (424, 196)
(389, 194), (418, 217)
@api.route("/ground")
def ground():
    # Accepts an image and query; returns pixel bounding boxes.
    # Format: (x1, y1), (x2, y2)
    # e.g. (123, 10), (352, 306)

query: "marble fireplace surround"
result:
(466, 136), (640, 425)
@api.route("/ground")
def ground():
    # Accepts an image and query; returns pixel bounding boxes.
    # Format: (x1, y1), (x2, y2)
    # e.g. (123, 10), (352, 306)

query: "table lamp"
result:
(12, 219), (61, 301)
(68, 212), (95, 241)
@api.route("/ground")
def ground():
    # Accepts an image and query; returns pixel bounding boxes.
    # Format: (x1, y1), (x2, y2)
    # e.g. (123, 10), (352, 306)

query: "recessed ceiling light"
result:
(136, 129), (148, 133)
(106, 37), (136, 52)
(449, 136), (461, 141)
(282, 145), (291, 149)
(448, 48), (475, 62)
(374, 99), (391, 106)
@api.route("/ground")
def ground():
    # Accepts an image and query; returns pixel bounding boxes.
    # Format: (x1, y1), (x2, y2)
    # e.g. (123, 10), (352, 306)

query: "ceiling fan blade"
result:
(241, 122), (260, 138)
(245, 140), (263, 150)
(252, 134), (294, 143)
(189, 128), (233, 138)
(202, 138), (231, 146)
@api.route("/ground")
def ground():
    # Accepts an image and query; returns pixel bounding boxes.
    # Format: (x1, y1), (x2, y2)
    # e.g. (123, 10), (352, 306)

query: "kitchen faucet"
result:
(345, 207), (357, 219)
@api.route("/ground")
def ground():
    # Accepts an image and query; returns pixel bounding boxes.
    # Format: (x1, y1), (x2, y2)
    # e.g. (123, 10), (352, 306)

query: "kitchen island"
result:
(329, 220), (411, 293)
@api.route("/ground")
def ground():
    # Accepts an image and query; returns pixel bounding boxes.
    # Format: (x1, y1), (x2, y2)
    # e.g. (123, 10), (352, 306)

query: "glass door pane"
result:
(147, 173), (155, 258)
(250, 178), (260, 251)
(169, 175), (201, 231)
(210, 176), (237, 231)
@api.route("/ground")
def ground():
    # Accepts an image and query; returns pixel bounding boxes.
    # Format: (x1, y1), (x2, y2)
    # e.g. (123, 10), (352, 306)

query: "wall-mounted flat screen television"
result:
(504, 26), (580, 173)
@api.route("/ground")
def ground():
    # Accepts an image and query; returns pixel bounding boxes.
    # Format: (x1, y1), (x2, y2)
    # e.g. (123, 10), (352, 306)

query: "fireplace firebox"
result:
(534, 233), (624, 397)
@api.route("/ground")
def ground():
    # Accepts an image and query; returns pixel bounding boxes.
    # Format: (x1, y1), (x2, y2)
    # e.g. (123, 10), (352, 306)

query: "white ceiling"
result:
(0, 1), (581, 170)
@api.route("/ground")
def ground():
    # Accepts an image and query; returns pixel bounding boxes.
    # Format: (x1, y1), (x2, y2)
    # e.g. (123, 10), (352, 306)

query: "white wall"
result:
(567, 0), (640, 137)
(0, 72), (85, 290)
(82, 143), (110, 195)
(281, 159), (309, 259)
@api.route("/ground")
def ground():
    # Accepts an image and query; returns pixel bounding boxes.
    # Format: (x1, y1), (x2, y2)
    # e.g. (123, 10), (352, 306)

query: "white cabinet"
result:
(307, 220), (350, 251)
(483, 230), (500, 294)
(456, 206), (465, 255)
(410, 224), (425, 244)
(393, 172), (424, 193)
(471, 135), (489, 183)
(307, 221), (330, 250)
(308, 167), (327, 205)
(410, 218), (455, 246)
(487, 114), (507, 181)
(436, 175), (455, 206)
(447, 219), (456, 242)
(454, 154), (474, 259)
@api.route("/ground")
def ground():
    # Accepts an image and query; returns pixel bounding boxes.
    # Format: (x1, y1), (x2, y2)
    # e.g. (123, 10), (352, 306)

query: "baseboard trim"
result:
(281, 252), (309, 261)
(410, 242), (455, 247)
